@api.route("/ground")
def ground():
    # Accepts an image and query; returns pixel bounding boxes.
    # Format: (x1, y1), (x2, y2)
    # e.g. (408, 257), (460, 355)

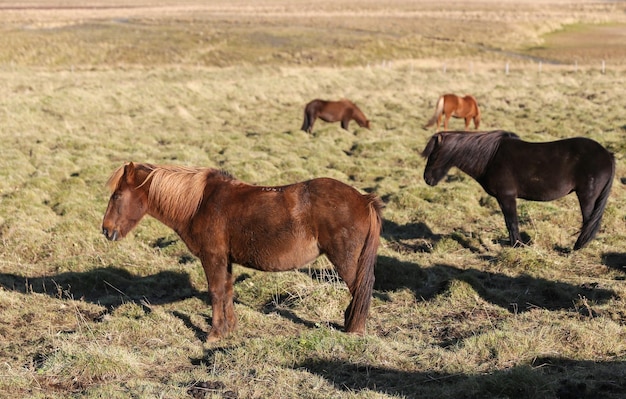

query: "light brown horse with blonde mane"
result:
(102, 162), (383, 341)
(424, 94), (481, 130)
(301, 99), (370, 133)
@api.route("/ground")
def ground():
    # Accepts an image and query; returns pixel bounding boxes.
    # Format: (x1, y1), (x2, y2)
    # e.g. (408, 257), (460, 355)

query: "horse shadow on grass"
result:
(0, 266), (204, 314)
(601, 252), (626, 275)
(374, 256), (616, 314)
(379, 217), (615, 313)
(295, 357), (626, 398)
(381, 218), (510, 254)
(382, 219), (442, 253)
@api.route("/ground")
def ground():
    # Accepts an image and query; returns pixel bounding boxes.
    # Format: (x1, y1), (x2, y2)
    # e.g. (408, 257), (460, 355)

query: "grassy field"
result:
(0, 1), (625, 398)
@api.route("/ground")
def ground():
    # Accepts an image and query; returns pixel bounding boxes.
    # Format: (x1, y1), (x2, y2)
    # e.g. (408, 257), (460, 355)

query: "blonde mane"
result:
(107, 163), (223, 223)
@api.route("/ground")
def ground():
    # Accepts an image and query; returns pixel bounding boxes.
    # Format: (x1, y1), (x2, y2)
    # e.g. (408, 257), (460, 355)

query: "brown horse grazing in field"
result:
(421, 131), (615, 250)
(301, 99), (370, 133)
(102, 162), (383, 341)
(424, 94), (481, 130)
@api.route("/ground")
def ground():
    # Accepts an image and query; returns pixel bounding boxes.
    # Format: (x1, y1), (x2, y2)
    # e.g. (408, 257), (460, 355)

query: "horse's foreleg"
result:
(201, 253), (235, 342)
(464, 117), (471, 130)
(496, 196), (522, 247)
(341, 114), (352, 131)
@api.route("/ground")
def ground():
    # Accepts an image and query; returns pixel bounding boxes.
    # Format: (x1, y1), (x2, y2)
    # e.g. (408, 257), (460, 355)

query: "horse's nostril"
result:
(102, 227), (109, 237)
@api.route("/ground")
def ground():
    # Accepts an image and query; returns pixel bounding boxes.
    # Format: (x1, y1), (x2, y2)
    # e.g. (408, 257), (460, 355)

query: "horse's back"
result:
(492, 137), (613, 200)
(316, 100), (347, 122)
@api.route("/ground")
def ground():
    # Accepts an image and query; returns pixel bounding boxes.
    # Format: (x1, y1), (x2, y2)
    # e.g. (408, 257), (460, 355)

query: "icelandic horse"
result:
(421, 131), (614, 250)
(102, 162), (383, 341)
(301, 99), (370, 133)
(424, 94), (481, 130)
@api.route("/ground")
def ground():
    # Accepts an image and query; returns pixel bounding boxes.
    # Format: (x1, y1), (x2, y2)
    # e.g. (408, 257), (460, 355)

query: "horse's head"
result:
(421, 133), (452, 186)
(102, 162), (150, 241)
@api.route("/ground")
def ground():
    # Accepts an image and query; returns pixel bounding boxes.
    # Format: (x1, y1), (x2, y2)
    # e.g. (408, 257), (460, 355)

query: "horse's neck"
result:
(144, 177), (203, 231)
(352, 108), (366, 123)
(449, 143), (489, 179)
(144, 189), (185, 232)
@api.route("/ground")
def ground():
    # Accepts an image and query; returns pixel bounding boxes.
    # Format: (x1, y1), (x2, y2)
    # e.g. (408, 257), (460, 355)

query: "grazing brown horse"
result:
(424, 94), (481, 130)
(301, 99), (370, 133)
(422, 131), (614, 250)
(102, 162), (383, 341)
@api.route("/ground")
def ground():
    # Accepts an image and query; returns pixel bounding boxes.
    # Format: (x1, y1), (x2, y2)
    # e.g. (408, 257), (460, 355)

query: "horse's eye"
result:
(112, 192), (121, 200)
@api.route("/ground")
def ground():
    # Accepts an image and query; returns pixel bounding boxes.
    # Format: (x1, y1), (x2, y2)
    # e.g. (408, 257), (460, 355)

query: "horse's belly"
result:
(518, 185), (573, 202)
(241, 237), (320, 272)
(318, 111), (338, 122)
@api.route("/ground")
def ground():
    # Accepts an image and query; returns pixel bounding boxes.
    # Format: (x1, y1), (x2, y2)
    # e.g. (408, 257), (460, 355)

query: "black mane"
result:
(423, 130), (519, 175)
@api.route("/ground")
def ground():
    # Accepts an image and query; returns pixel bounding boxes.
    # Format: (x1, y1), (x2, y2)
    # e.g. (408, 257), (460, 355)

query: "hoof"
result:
(206, 331), (222, 343)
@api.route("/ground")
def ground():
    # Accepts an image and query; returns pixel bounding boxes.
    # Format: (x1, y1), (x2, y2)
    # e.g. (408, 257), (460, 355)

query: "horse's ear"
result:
(436, 133), (442, 145)
(123, 162), (136, 184)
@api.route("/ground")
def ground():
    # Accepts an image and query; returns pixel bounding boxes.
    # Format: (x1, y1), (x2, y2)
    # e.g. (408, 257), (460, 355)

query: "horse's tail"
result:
(424, 96), (445, 129)
(301, 107), (311, 133)
(345, 194), (383, 334)
(574, 154), (615, 250)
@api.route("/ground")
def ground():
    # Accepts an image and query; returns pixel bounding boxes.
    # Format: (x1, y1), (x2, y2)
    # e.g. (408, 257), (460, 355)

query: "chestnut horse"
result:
(102, 162), (383, 341)
(422, 131), (614, 250)
(301, 99), (370, 133)
(424, 94), (481, 130)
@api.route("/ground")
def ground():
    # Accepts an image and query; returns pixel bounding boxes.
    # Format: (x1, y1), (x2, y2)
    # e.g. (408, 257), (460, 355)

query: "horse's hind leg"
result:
(443, 114), (451, 130)
(574, 184), (608, 250)
(301, 113), (310, 133)
(326, 249), (366, 334)
(306, 113), (316, 133)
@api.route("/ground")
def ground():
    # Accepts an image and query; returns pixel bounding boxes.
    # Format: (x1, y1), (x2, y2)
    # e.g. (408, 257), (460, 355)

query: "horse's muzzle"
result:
(102, 227), (120, 241)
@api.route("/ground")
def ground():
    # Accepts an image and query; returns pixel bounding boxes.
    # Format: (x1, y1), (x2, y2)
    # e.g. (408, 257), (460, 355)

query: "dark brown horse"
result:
(424, 94), (481, 130)
(421, 130), (614, 250)
(301, 99), (370, 133)
(102, 162), (383, 341)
